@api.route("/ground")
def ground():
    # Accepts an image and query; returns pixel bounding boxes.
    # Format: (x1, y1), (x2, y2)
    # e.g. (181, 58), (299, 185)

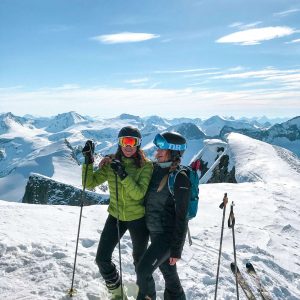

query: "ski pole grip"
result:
(219, 193), (228, 209)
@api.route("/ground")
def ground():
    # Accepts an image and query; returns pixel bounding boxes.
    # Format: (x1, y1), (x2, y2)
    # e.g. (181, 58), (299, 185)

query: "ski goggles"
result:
(153, 133), (187, 151)
(119, 136), (141, 147)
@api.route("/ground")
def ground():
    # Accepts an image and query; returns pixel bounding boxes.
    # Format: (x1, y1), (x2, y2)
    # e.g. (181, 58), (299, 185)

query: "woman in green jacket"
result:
(82, 126), (153, 299)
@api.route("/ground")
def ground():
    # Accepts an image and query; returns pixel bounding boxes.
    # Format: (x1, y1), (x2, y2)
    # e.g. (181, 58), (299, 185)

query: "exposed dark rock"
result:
(207, 154), (237, 183)
(22, 173), (109, 205)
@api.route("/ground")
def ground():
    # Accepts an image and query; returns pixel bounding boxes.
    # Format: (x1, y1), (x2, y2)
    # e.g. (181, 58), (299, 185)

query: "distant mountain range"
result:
(0, 111), (299, 202)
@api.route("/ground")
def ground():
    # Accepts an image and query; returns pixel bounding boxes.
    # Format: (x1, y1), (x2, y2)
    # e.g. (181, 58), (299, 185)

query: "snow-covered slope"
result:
(45, 112), (87, 133)
(1, 132), (300, 299)
(265, 116), (300, 157)
(220, 116), (300, 158)
(227, 133), (300, 184)
(201, 115), (255, 137)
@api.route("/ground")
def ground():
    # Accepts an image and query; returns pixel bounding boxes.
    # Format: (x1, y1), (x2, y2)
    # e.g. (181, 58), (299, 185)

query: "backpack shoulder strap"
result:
(168, 166), (188, 196)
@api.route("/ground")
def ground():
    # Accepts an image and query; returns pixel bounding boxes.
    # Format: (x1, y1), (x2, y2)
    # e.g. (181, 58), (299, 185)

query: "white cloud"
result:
(286, 38), (300, 44)
(216, 26), (295, 45)
(229, 22), (243, 28)
(228, 66), (245, 72)
(184, 71), (223, 78)
(154, 68), (218, 74)
(52, 84), (81, 90)
(210, 67), (300, 90)
(229, 22), (262, 30)
(125, 78), (149, 84)
(274, 9), (300, 17)
(1, 84), (299, 118)
(240, 22), (262, 29)
(91, 32), (160, 44)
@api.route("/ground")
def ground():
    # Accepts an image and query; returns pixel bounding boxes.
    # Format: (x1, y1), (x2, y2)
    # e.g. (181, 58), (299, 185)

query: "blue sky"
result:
(1, 0), (300, 118)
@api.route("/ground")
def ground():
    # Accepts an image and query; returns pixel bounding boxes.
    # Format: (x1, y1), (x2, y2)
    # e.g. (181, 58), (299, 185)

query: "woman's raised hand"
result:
(99, 156), (112, 168)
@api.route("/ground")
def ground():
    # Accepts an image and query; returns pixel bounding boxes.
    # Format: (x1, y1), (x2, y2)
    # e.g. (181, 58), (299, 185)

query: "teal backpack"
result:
(168, 159), (201, 220)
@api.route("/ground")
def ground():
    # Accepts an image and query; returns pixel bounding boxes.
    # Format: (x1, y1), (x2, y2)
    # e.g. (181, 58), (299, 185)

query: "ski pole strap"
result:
(219, 193), (228, 209)
(228, 202), (235, 228)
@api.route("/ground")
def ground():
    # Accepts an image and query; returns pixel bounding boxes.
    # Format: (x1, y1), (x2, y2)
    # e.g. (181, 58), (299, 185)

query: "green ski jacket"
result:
(82, 157), (153, 221)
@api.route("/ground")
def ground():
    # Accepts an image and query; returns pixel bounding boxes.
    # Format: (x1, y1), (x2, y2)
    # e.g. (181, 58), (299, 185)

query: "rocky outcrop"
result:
(198, 145), (237, 183)
(207, 154), (237, 183)
(22, 173), (108, 206)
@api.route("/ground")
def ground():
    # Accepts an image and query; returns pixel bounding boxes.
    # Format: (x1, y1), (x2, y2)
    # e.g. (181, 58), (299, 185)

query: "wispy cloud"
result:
(0, 85), (24, 91)
(52, 84), (80, 90)
(229, 22), (262, 30)
(229, 22), (243, 28)
(184, 71), (223, 78)
(125, 78), (149, 84)
(216, 26), (296, 45)
(228, 66), (245, 72)
(274, 8), (300, 17)
(154, 68), (218, 74)
(286, 38), (300, 44)
(210, 67), (300, 89)
(91, 32), (160, 44)
(1, 85), (298, 118)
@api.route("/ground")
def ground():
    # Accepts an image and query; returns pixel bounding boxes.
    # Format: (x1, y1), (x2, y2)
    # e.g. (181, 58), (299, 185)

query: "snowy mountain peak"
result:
(118, 113), (142, 122)
(143, 115), (171, 127)
(45, 111), (86, 133)
(201, 116), (254, 137)
(169, 122), (206, 140)
(282, 116), (300, 129)
(0, 112), (26, 134)
(0, 112), (24, 124)
(202, 115), (226, 126)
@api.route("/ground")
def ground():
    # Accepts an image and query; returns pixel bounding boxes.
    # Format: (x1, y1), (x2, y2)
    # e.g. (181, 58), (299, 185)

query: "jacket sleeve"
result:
(170, 171), (191, 258)
(82, 164), (108, 189)
(120, 161), (153, 200)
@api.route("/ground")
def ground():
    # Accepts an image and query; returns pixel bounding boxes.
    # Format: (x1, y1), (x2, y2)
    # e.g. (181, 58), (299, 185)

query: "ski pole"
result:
(228, 201), (239, 300)
(214, 193), (228, 300)
(68, 158), (89, 297)
(115, 173), (124, 299)
(187, 226), (192, 246)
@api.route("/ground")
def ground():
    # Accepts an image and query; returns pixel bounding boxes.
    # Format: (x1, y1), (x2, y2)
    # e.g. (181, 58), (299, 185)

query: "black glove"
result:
(110, 159), (127, 180)
(82, 140), (95, 164)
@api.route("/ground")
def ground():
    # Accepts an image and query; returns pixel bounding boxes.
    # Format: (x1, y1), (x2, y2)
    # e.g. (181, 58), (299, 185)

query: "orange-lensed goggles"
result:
(119, 136), (141, 147)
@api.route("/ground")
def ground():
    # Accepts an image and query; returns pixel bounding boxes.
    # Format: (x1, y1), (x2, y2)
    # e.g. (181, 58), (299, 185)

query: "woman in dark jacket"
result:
(136, 131), (191, 300)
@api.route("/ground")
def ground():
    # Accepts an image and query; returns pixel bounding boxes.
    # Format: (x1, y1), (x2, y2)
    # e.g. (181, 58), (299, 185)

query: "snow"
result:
(0, 132), (300, 299)
(1, 112), (299, 201)
(0, 180), (299, 299)
(227, 133), (300, 184)
(283, 116), (300, 129)
(201, 116), (255, 137)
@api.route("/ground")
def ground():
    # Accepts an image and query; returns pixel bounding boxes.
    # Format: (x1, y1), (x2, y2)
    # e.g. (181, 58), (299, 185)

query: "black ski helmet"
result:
(154, 131), (187, 160)
(118, 126), (142, 139)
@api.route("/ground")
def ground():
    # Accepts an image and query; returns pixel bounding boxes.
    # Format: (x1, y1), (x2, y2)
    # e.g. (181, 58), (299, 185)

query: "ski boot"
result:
(109, 284), (128, 300)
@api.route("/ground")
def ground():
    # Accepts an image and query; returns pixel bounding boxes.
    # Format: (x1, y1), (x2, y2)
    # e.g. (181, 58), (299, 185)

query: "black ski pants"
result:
(136, 233), (186, 300)
(95, 214), (149, 287)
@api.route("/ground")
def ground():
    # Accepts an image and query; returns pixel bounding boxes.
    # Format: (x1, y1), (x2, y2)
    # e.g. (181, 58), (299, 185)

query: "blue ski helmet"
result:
(153, 131), (187, 160)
